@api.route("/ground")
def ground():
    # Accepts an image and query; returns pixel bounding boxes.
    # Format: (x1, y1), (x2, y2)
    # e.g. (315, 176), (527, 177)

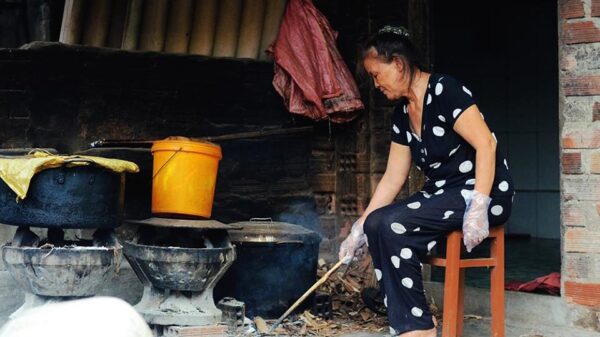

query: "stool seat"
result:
(422, 225), (505, 337)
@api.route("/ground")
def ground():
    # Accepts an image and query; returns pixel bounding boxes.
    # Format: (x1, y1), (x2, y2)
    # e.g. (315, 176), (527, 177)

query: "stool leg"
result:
(456, 269), (465, 336)
(442, 232), (462, 337)
(490, 234), (505, 337)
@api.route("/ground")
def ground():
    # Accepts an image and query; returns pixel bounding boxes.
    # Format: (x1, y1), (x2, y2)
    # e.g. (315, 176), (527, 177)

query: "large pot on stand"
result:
(0, 155), (134, 317)
(214, 219), (322, 318)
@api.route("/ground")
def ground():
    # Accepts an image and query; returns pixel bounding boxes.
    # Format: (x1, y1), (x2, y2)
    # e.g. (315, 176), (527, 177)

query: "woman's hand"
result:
(338, 219), (366, 264)
(462, 190), (492, 252)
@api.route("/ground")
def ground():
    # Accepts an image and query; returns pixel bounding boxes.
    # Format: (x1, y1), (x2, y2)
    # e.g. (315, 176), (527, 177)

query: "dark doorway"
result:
(431, 0), (560, 288)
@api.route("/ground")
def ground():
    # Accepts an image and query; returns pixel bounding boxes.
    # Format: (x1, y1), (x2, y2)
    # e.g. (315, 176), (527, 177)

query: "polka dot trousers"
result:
(364, 187), (512, 335)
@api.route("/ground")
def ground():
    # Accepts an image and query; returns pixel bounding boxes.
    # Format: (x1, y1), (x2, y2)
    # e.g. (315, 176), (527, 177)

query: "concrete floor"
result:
(0, 267), (599, 337)
(339, 317), (600, 337)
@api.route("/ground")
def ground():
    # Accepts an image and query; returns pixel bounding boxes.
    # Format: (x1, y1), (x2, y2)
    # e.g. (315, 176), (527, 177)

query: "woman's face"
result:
(363, 50), (408, 101)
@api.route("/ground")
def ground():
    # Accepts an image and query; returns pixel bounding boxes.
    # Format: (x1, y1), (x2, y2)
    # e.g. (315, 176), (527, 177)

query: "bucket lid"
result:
(151, 137), (222, 159)
(228, 218), (322, 245)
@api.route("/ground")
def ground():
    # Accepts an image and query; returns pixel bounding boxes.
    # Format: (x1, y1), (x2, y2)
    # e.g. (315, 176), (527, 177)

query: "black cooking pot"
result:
(0, 159), (126, 229)
(214, 219), (322, 318)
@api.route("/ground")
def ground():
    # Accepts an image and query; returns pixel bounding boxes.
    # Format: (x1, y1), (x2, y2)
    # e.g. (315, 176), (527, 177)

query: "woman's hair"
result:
(360, 26), (425, 88)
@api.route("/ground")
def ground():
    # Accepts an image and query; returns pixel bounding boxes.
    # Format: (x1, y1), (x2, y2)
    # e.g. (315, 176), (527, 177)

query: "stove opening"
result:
(135, 226), (230, 249)
(11, 227), (118, 248)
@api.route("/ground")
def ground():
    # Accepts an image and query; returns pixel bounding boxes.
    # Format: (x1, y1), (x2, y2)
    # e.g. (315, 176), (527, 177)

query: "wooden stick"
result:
(268, 259), (345, 333)
(89, 126), (313, 147)
(203, 126), (312, 142)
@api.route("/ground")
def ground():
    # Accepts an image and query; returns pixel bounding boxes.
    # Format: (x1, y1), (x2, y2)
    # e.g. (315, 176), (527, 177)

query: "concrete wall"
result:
(559, 0), (600, 331)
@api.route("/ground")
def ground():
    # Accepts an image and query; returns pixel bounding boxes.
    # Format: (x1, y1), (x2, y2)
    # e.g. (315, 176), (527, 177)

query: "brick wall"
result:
(559, 0), (600, 329)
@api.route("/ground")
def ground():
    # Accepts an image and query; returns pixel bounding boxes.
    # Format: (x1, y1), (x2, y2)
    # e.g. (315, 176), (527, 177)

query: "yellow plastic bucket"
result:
(151, 138), (222, 218)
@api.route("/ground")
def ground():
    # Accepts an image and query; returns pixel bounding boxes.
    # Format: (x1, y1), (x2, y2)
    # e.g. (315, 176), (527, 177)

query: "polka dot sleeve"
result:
(391, 104), (409, 145)
(435, 76), (477, 127)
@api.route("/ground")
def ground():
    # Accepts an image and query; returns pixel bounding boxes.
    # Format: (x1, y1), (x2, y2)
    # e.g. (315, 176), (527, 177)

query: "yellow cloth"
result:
(0, 151), (139, 200)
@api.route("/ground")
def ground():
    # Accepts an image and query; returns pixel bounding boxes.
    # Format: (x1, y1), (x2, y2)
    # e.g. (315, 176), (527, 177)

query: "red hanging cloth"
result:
(269, 0), (364, 123)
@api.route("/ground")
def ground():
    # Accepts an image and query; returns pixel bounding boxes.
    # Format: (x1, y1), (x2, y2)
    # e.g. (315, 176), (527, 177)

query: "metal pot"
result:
(0, 159), (126, 229)
(214, 219), (322, 318)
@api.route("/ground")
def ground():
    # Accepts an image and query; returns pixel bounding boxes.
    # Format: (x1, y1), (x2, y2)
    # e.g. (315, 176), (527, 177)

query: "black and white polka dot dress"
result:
(364, 73), (514, 334)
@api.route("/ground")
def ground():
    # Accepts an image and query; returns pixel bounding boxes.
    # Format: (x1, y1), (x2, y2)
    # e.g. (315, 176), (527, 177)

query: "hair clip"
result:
(378, 25), (410, 38)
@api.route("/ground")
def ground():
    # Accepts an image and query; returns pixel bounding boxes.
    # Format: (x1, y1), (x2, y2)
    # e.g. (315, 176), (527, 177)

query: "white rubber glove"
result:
(462, 190), (492, 253)
(338, 219), (366, 264)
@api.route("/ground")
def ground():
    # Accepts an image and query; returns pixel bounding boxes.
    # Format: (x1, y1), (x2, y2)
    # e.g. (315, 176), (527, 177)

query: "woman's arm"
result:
(453, 105), (496, 196)
(357, 142), (412, 223)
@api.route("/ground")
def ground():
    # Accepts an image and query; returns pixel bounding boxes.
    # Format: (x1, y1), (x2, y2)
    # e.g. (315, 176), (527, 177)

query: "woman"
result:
(339, 26), (514, 337)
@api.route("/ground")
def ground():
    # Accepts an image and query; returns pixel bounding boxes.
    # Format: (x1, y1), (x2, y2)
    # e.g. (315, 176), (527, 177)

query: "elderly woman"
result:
(339, 26), (514, 336)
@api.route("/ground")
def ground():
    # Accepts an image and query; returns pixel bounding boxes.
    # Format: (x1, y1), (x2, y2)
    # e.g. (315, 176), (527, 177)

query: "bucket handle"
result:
(153, 147), (183, 179)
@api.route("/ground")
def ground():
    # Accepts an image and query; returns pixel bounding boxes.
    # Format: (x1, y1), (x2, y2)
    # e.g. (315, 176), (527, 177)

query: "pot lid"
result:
(125, 217), (241, 230)
(228, 218), (321, 244)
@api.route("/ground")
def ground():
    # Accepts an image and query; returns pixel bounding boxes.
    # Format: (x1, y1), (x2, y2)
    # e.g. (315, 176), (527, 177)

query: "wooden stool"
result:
(422, 225), (505, 337)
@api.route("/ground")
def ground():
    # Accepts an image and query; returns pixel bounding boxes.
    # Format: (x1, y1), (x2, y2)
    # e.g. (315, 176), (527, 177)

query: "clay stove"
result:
(122, 217), (238, 334)
(2, 227), (121, 317)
